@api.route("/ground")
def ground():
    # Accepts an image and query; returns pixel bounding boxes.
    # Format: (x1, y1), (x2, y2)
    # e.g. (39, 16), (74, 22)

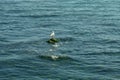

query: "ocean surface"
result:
(0, 0), (120, 80)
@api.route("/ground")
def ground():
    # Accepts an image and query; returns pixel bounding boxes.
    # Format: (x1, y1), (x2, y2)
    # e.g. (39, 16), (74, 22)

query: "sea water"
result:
(0, 0), (120, 80)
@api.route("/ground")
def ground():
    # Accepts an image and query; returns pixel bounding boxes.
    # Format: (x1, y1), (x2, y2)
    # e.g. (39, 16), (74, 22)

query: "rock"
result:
(47, 38), (59, 44)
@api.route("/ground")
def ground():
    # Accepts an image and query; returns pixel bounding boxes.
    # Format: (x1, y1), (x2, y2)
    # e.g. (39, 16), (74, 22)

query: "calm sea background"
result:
(0, 0), (120, 80)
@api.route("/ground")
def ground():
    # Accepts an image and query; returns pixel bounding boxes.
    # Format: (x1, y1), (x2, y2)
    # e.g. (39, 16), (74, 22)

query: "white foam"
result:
(49, 49), (53, 51)
(51, 55), (59, 60)
(52, 43), (59, 48)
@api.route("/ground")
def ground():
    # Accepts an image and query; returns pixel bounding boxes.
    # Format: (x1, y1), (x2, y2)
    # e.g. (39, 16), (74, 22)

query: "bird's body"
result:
(50, 31), (55, 38)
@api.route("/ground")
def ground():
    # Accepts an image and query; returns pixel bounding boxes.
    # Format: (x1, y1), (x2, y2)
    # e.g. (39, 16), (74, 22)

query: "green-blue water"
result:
(0, 0), (120, 80)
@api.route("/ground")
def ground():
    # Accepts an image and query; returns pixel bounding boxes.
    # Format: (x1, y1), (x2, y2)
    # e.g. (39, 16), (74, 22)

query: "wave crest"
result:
(39, 54), (74, 61)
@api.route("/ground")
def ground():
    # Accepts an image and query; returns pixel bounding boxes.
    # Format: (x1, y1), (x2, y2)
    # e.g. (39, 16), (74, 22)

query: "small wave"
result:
(0, 54), (21, 61)
(0, 37), (9, 42)
(0, 21), (18, 25)
(59, 37), (75, 42)
(100, 23), (118, 27)
(104, 40), (119, 44)
(18, 14), (60, 18)
(39, 54), (74, 61)
(6, 10), (28, 13)
(83, 51), (120, 56)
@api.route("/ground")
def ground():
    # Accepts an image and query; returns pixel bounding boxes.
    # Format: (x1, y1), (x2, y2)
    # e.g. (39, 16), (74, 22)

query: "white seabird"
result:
(50, 31), (55, 38)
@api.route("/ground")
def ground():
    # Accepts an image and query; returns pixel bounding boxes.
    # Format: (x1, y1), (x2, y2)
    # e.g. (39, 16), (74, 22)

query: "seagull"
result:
(50, 31), (55, 38)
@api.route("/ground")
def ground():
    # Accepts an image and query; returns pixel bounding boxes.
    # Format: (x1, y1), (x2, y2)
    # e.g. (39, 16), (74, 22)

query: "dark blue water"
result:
(0, 0), (120, 80)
